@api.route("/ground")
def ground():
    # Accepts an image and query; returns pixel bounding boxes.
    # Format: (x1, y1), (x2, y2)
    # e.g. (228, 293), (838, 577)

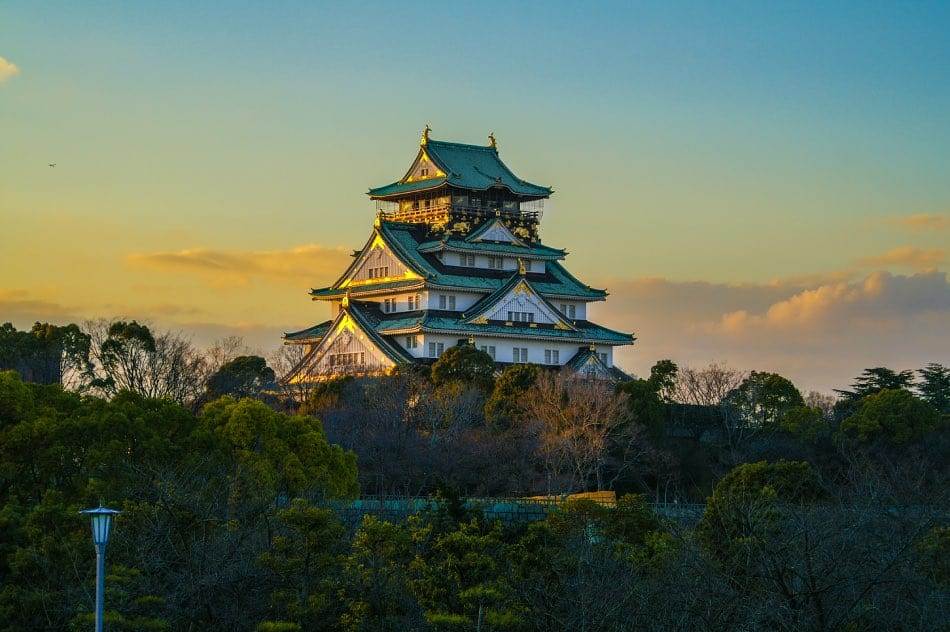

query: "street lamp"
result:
(80, 505), (120, 632)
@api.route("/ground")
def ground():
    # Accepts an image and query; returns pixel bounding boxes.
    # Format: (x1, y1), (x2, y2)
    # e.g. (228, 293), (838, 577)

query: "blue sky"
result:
(2, 1), (948, 390)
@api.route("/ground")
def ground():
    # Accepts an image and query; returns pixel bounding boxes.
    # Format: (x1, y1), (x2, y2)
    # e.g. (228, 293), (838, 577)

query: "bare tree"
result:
(671, 362), (746, 407)
(84, 318), (208, 405)
(521, 370), (630, 493)
(804, 390), (838, 418)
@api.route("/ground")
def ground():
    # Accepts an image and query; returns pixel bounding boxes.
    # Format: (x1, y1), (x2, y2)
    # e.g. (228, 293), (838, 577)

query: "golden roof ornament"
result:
(488, 131), (496, 148)
(421, 123), (431, 146)
(342, 290), (351, 308)
(518, 258), (526, 275)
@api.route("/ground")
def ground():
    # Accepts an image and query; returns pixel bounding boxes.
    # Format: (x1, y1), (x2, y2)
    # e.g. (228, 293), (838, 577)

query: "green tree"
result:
(207, 355), (276, 400)
(257, 499), (345, 631)
(340, 516), (421, 631)
(407, 517), (523, 630)
(648, 359), (678, 402)
(697, 460), (824, 566)
(196, 397), (359, 501)
(778, 405), (829, 443)
(917, 363), (950, 414)
(835, 367), (916, 403)
(483, 364), (539, 427)
(839, 388), (940, 445)
(725, 371), (804, 426)
(430, 344), (495, 391)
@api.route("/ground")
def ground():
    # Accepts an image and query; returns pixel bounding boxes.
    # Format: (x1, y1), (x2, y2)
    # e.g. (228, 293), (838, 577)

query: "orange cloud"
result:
(856, 246), (945, 271)
(889, 213), (950, 232)
(127, 244), (351, 286)
(0, 56), (19, 83)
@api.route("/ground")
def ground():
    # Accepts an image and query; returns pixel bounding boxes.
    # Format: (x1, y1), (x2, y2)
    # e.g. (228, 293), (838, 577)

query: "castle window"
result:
(405, 335), (418, 349)
(560, 303), (576, 319)
(449, 296), (456, 310)
(524, 260), (533, 272)
(513, 347), (528, 363)
(421, 167), (429, 177)
(599, 352), (608, 365)
(488, 256), (504, 269)
(460, 253), (475, 267)
(439, 294), (446, 309)
(383, 298), (394, 313)
(428, 342), (445, 358)
(407, 294), (418, 310)
(544, 349), (560, 364)
(480, 345), (496, 359)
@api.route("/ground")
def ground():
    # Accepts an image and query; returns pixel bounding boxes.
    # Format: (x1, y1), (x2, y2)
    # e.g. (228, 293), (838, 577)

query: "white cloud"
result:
(596, 271), (950, 392)
(0, 57), (20, 83)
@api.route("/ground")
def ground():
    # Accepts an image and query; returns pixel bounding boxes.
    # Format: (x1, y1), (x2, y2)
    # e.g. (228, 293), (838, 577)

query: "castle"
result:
(283, 127), (634, 383)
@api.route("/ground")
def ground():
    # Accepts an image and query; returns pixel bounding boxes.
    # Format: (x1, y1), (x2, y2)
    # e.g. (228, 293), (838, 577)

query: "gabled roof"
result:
(466, 217), (527, 245)
(565, 347), (633, 381)
(460, 272), (578, 330)
(368, 138), (552, 199)
(311, 221), (605, 301)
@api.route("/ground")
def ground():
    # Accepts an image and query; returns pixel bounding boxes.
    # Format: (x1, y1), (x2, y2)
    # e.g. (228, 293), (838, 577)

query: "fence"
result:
(321, 495), (705, 528)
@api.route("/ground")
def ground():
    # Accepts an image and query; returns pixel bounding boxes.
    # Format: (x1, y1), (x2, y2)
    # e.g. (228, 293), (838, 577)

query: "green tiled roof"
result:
(309, 221), (606, 301)
(460, 272), (577, 330)
(283, 320), (331, 341)
(416, 238), (566, 260)
(565, 347), (633, 381)
(368, 139), (552, 199)
(362, 304), (633, 345)
(310, 279), (423, 298)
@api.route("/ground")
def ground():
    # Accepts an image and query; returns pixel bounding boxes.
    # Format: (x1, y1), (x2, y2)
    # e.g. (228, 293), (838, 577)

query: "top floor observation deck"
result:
(375, 195), (545, 225)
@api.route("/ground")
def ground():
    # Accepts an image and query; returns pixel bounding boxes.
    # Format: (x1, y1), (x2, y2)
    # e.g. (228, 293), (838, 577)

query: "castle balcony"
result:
(376, 199), (543, 224)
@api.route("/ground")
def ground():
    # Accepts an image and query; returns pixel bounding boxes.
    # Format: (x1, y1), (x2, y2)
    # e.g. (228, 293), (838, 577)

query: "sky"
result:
(1, 1), (948, 392)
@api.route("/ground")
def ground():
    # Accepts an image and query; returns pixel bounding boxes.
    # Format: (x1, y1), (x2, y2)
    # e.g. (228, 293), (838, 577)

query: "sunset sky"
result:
(2, 1), (948, 392)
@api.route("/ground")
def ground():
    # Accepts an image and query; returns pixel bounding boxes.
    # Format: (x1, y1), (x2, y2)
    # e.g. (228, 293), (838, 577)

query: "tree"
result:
(696, 460), (824, 566)
(648, 359), (678, 402)
(778, 406), (829, 443)
(430, 344), (495, 391)
(917, 363), (950, 414)
(724, 371), (804, 426)
(670, 362), (745, 406)
(835, 367), (916, 402)
(0, 322), (90, 387)
(483, 364), (539, 427)
(339, 516), (423, 631)
(196, 397), (359, 501)
(407, 518), (522, 630)
(86, 319), (206, 404)
(839, 388), (940, 445)
(521, 371), (630, 492)
(206, 355), (276, 400)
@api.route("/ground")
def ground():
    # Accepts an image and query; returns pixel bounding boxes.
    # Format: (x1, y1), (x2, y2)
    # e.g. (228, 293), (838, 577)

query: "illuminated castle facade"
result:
(283, 128), (634, 383)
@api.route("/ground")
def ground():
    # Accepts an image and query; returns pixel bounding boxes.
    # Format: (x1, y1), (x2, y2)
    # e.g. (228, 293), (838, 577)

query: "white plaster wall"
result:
(447, 252), (546, 274)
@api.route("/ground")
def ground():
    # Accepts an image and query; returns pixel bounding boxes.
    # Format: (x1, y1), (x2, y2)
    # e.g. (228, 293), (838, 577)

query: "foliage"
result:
(207, 355), (276, 400)
(0, 322), (91, 386)
(839, 388), (940, 445)
(777, 405), (829, 443)
(430, 344), (495, 391)
(697, 460), (824, 565)
(917, 363), (950, 413)
(483, 363), (539, 428)
(724, 370), (805, 426)
(196, 397), (359, 500)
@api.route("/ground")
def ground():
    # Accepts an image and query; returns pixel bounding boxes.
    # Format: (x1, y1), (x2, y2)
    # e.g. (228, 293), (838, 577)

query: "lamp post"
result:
(80, 506), (120, 632)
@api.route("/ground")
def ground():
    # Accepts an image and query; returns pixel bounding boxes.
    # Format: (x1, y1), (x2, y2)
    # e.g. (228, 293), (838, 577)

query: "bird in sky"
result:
(48, 163), (56, 167)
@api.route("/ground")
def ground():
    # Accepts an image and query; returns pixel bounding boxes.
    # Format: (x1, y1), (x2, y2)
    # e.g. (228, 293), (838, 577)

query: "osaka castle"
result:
(283, 127), (634, 383)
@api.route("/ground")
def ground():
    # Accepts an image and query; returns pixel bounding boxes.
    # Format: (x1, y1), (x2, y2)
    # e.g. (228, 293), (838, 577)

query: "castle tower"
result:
(283, 129), (634, 383)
